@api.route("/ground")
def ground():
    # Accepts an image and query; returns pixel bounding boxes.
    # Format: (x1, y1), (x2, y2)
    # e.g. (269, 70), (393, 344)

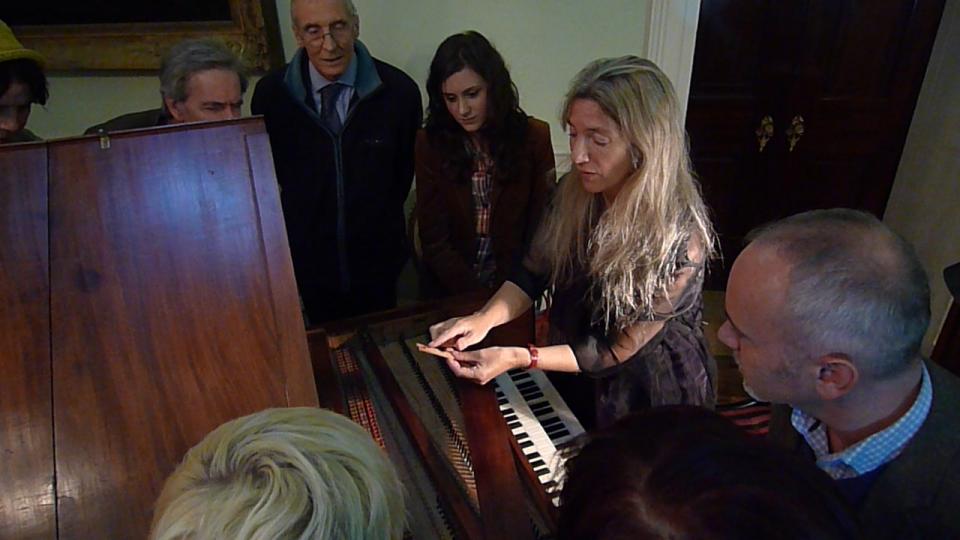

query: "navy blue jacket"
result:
(252, 42), (421, 320)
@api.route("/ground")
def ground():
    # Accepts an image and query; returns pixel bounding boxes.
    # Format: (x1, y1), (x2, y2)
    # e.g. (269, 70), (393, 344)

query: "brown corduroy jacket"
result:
(414, 117), (555, 297)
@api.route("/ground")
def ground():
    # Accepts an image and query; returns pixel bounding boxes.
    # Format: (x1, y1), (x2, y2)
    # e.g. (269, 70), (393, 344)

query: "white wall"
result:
(278, 0), (659, 156)
(26, 1), (711, 152)
(884, 0), (960, 354)
(28, 75), (158, 139)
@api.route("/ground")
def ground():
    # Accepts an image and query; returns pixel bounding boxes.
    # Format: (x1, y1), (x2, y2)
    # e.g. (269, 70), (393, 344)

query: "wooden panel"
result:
(246, 132), (316, 406)
(309, 297), (549, 538)
(48, 119), (316, 538)
(687, 0), (945, 286)
(0, 144), (55, 540)
(458, 381), (535, 540)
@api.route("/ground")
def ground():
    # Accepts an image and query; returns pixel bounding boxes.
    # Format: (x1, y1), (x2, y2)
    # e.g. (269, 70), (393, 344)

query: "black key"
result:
(542, 417), (563, 428)
(545, 424), (566, 437)
(530, 402), (553, 415)
(507, 421), (521, 430)
(519, 440), (534, 449)
(521, 389), (544, 401)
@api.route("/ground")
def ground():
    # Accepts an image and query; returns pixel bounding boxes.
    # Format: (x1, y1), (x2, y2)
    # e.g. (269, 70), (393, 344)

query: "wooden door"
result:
(687, 0), (946, 284)
(0, 144), (54, 540)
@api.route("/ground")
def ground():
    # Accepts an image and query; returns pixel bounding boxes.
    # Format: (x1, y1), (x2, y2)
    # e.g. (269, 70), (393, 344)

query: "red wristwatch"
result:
(526, 343), (539, 370)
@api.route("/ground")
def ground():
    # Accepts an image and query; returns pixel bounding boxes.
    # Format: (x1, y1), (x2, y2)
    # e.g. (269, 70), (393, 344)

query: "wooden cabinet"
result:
(0, 119), (317, 539)
(687, 0), (946, 284)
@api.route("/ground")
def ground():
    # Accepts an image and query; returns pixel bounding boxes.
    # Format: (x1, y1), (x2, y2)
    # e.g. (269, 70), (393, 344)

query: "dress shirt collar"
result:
(307, 50), (358, 92)
(791, 362), (932, 479)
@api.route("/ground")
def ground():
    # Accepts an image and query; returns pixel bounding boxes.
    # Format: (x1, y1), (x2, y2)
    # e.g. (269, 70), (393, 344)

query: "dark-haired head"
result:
(1, 19), (49, 142)
(558, 406), (860, 540)
(424, 31), (528, 181)
(0, 58), (47, 106)
(0, 59), (48, 143)
(426, 30), (521, 135)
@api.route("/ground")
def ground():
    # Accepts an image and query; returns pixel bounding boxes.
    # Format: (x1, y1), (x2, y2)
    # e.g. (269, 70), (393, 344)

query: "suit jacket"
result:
(84, 108), (169, 135)
(414, 117), (555, 296)
(5, 128), (41, 143)
(252, 43), (422, 323)
(768, 361), (960, 538)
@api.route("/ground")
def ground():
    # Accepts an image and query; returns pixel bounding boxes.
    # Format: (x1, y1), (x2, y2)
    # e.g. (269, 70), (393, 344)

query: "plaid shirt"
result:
(791, 363), (932, 480)
(470, 153), (496, 285)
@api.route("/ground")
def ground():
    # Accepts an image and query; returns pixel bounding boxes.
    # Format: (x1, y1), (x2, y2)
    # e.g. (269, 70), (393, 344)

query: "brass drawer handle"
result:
(755, 115), (774, 152)
(786, 115), (805, 152)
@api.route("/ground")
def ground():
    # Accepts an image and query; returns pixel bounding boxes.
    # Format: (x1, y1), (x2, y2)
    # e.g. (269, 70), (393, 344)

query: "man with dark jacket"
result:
(717, 209), (960, 539)
(251, 0), (421, 324)
(85, 39), (247, 134)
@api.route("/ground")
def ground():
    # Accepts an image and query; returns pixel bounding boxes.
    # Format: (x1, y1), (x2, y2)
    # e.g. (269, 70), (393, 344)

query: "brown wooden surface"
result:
(360, 335), (482, 540)
(246, 132), (317, 407)
(468, 308), (543, 540)
(0, 144), (55, 540)
(687, 0), (946, 286)
(307, 329), (346, 414)
(309, 296), (546, 539)
(46, 119), (316, 538)
(458, 381), (536, 540)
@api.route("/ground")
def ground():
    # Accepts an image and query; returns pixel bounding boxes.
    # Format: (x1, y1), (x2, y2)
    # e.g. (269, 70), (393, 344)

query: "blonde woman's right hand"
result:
(428, 313), (492, 351)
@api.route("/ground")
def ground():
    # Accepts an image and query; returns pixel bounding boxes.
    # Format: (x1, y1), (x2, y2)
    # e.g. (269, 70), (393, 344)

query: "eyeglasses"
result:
(301, 21), (354, 45)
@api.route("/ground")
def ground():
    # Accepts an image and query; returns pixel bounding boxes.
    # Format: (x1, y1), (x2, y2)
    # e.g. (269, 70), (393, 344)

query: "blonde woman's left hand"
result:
(443, 346), (529, 385)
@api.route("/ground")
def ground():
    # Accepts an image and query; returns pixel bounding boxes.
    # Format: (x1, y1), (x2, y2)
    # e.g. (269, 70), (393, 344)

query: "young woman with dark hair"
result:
(415, 31), (555, 296)
(0, 20), (48, 144)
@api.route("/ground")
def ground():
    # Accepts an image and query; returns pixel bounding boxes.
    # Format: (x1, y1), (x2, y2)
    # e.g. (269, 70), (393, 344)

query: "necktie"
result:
(319, 83), (344, 134)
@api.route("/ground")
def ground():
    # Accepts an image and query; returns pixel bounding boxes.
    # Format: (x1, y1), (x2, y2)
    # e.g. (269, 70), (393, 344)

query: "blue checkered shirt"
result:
(791, 363), (932, 480)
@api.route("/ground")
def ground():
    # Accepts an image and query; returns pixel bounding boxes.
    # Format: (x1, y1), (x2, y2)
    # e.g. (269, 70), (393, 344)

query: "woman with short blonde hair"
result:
(150, 407), (405, 540)
(430, 56), (716, 427)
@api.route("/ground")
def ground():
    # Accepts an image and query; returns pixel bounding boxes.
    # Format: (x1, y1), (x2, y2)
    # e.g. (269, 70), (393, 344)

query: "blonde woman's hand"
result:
(428, 313), (493, 351)
(443, 347), (530, 385)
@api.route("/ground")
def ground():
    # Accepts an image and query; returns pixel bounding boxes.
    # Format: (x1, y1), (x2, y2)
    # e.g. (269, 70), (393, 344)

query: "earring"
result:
(631, 155), (640, 170)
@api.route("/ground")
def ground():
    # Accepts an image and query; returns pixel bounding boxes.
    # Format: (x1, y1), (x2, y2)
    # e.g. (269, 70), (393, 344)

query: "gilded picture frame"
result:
(10, 0), (284, 73)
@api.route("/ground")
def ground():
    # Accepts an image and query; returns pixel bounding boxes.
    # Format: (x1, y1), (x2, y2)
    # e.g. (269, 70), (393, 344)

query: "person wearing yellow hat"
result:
(0, 20), (48, 144)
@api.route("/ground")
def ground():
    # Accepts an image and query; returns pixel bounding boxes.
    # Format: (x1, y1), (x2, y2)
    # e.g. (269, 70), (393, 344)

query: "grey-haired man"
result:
(85, 39), (247, 133)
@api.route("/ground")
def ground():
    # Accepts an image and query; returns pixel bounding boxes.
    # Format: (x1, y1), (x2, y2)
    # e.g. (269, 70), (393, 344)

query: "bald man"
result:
(251, 0), (422, 325)
(719, 209), (960, 539)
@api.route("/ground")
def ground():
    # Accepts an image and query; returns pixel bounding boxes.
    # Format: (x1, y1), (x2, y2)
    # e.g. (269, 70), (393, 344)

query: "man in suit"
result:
(86, 39), (247, 133)
(717, 208), (960, 538)
(251, 0), (421, 324)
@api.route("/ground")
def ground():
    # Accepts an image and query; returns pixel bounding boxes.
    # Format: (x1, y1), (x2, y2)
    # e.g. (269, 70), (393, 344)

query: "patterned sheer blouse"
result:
(511, 210), (716, 426)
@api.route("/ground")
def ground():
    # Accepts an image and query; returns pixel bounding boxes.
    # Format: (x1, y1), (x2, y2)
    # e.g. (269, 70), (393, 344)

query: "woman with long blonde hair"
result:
(429, 56), (716, 427)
